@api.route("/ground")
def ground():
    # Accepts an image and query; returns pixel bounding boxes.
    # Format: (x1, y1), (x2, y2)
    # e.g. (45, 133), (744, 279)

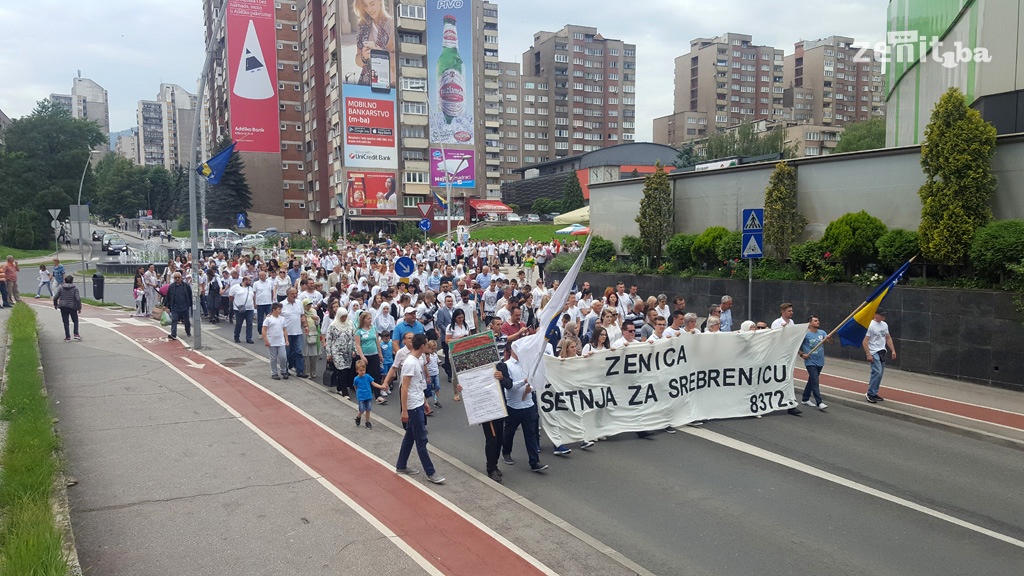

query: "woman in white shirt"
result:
(446, 308), (471, 341)
(600, 309), (622, 343)
(582, 326), (611, 356)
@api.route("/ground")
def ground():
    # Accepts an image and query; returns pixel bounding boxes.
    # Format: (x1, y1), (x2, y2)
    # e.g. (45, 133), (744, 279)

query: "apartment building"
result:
(135, 84), (198, 169)
(50, 75), (111, 151)
(0, 107), (11, 145)
(115, 129), (139, 163)
(496, 25), (636, 185)
(783, 36), (884, 127)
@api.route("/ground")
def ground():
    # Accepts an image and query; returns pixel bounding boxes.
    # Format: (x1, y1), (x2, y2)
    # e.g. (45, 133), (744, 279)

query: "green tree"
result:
(147, 165), (182, 224)
(205, 136), (253, 228)
(763, 161), (805, 261)
(876, 228), (918, 272)
(969, 220), (1024, 282)
(691, 226), (729, 269)
(917, 87), (997, 267)
(634, 162), (673, 265)
(665, 233), (697, 270)
(93, 153), (150, 221)
(700, 123), (795, 161)
(561, 171), (585, 213)
(0, 100), (105, 248)
(531, 197), (560, 215)
(820, 211), (887, 275)
(673, 142), (697, 169)
(832, 118), (886, 153)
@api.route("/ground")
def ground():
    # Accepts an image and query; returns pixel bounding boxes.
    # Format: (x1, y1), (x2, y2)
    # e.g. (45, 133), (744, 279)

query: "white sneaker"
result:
(818, 402), (828, 411)
(803, 400), (817, 408)
(426, 473), (446, 484)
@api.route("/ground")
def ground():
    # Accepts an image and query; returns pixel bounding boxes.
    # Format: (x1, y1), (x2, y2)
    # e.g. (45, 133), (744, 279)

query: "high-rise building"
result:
(499, 24), (635, 183)
(137, 100), (166, 167)
(203, 0), (306, 231)
(654, 33), (784, 146)
(115, 129), (139, 163)
(135, 84), (198, 170)
(783, 36), (884, 127)
(50, 75), (111, 149)
(0, 107), (11, 145)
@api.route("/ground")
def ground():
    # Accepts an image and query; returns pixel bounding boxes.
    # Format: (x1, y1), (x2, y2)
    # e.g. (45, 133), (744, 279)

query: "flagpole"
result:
(808, 256), (916, 354)
(187, 0), (227, 350)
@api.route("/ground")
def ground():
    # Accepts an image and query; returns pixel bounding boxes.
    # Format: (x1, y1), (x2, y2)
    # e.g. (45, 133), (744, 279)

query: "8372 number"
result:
(750, 391), (785, 413)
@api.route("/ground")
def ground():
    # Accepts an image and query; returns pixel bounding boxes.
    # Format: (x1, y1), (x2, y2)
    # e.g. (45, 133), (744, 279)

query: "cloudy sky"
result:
(0, 0), (889, 141)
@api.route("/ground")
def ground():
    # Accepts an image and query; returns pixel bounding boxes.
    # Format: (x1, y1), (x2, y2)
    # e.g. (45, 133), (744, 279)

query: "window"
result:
(805, 147), (820, 156)
(403, 196), (418, 208)
(401, 77), (426, 92)
(400, 56), (423, 68)
(282, 182), (290, 189)
(400, 33), (422, 44)
(402, 102), (427, 115)
(402, 126), (426, 138)
(404, 172), (427, 184)
(484, 35), (498, 44)
(402, 150), (426, 161)
(278, 63), (285, 70)
(398, 4), (425, 19)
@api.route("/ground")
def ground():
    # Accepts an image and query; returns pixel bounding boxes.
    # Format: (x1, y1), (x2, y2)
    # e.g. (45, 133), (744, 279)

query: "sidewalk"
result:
(34, 302), (646, 576)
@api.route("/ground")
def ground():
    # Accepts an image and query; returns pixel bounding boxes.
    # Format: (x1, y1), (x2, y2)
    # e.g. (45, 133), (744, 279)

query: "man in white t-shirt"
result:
(230, 276), (256, 343)
(395, 334), (445, 484)
(770, 302), (794, 329)
(253, 271), (275, 335)
(863, 309), (896, 403)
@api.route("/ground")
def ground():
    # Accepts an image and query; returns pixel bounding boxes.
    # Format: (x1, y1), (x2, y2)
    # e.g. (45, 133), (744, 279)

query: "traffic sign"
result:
(416, 203), (433, 218)
(394, 256), (415, 277)
(51, 220), (60, 230)
(418, 218), (432, 232)
(49, 208), (61, 220)
(741, 208), (764, 260)
(236, 213), (246, 228)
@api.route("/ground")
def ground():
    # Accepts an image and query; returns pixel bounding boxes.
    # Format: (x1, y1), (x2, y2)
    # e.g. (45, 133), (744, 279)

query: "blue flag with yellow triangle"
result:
(196, 142), (236, 185)
(835, 259), (912, 347)
(433, 191), (449, 211)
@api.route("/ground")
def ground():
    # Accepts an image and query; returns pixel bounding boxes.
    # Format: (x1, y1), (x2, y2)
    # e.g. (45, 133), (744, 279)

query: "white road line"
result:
(110, 326), (557, 575)
(683, 427), (1024, 550)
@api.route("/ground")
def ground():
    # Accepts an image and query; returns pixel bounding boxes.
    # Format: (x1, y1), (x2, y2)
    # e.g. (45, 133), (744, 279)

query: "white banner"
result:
(539, 325), (808, 443)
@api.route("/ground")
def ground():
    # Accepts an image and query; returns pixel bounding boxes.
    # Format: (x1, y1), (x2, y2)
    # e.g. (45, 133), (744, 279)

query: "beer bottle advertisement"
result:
(427, 3), (475, 145)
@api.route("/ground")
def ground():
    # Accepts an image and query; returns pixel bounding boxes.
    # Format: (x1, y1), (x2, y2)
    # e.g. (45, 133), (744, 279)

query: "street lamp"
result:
(77, 150), (101, 297)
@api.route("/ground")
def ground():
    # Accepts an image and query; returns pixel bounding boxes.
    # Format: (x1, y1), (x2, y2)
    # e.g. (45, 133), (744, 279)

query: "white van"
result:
(207, 228), (241, 248)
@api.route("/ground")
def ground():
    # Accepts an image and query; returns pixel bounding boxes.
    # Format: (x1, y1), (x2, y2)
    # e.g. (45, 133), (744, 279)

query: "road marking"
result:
(683, 427), (1024, 551)
(180, 357), (205, 369)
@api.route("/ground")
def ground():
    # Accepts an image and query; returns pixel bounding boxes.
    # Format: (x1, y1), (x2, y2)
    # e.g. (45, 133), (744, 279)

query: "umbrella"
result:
(570, 227), (590, 236)
(555, 224), (585, 234)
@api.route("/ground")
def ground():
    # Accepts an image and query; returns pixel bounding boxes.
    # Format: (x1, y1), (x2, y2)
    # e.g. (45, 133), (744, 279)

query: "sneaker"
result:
(167, 335), (177, 341)
(502, 454), (515, 465)
(396, 467), (420, 476)
(426, 473), (446, 484)
(803, 400), (817, 408)
(487, 469), (503, 483)
(74, 334), (82, 341)
(873, 395), (885, 402)
(664, 426), (677, 434)
(355, 416), (361, 427)
(636, 431), (653, 439)
(818, 402), (828, 411)
(365, 421), (372, 429)
(271, 375), (281, 380)
(579, 440), (595, 449)
(865, 393), (877, 404)
(282, 374), (289, 380)
(530, 463), (549, 473)
(64, 337), (71, 342)
(788, 407), (803, 416)
(553, 445), (572, 456)
(434, 401), (442, 408)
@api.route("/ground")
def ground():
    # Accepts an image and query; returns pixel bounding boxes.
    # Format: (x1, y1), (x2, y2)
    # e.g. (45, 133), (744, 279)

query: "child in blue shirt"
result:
(353, 359), (386, 429)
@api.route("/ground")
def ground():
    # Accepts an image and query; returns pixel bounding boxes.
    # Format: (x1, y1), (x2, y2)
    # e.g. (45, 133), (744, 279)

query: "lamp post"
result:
(76, 149), (101, 297)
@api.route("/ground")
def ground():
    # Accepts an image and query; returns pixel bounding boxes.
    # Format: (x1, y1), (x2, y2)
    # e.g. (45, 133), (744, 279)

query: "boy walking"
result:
(263, 302), (289, 380)
(353, 359), (386, 429)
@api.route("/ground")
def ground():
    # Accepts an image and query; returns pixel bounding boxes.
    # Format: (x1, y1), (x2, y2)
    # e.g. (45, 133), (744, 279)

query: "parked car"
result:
(91, 229), (106, 241)
(101, 233), (120, 250)
(506, 213), (522, 222)
(485, 213), (499, 222)
(232, 233), (267, 249)
(540, 213), (560, 222)
(106, 238), (129, 255)
(525, 214), (541, 223)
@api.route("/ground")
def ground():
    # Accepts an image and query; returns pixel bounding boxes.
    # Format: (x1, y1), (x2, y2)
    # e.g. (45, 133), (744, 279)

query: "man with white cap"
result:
(392, 306), (425, 354)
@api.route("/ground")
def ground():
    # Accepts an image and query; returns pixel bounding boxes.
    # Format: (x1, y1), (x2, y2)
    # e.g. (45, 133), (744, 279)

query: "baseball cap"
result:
(404, 306), (416, 315)
(875, 309), (887, 316)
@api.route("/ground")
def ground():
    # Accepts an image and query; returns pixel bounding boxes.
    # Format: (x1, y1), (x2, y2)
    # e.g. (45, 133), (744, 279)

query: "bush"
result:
(790, 239), (844, 283)
(665, 233), (697, 270)
(876, 228), (918, 271)
(0, 209), (45, 250)
(691, 226), (729, 269)
(969, 220), (1024, 281)
(586, 235), (616, 263)
(753, 258), (803, 281)
(715, 230), (742, 262)
(820, 211), (887, 275)
(619, 235), (643, 258)
(545, 252), (575, 273)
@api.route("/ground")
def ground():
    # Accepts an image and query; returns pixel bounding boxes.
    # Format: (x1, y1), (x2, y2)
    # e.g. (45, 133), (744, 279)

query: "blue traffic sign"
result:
(394, 257), (416, 278)
(741, 208), (764, 259)
(418, 218), (432, 232)
(236, 213), (246, 228)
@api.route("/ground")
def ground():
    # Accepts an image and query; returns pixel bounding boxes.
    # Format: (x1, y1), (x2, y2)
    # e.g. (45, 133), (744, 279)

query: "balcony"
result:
(402, 90), (428, 103)
(403, 137), (429, 149)
(401, 113), (428, 126)
(402, 66), (427, 79)
(398, 17), (426, 32)
(484, 67), (498, 77)
(404, 160), (429, 172)
(485, 119), (500, 128)
(400, 42), (426, 56)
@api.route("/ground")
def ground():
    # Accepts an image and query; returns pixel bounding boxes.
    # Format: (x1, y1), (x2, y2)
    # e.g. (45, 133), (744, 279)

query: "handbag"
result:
(322, 362), (335, 387)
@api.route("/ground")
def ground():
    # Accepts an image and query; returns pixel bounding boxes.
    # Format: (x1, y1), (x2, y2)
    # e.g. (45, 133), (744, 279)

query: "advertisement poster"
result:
(429, 148), (475, 188)
(226, 0), (280, 153)
(345, 170), (397, 216)
(427, 1), (474, 145)
(342, 84), (397, 169)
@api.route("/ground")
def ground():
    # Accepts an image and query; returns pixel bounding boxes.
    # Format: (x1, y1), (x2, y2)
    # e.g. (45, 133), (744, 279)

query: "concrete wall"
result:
(590, 135), (1024, 247)
(549, 270), (1024, 391)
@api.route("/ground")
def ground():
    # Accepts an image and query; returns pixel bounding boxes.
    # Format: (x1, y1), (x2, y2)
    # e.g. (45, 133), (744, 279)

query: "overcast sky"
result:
(0, 0), (888, 141)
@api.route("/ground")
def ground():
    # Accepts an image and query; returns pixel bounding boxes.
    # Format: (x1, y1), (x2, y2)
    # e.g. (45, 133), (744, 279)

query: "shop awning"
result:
(468, 199), (513, 214)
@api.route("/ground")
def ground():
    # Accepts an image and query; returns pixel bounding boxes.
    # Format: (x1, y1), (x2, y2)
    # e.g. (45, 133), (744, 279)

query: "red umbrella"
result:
(570, 227), (590, 236)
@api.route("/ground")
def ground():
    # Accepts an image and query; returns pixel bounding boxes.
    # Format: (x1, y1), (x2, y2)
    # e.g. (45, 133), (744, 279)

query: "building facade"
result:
(0, 107), (11, 145)
(783, 36), (883, 127)
(885, 0), (1024, 147)
(115, 129), (139, 163)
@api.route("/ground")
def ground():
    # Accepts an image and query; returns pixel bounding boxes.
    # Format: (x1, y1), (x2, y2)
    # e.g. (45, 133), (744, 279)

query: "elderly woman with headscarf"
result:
(325, 307), (357, 398)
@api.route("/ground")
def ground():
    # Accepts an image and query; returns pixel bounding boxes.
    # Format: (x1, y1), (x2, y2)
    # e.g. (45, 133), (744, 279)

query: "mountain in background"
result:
(109, 127), (134, 151)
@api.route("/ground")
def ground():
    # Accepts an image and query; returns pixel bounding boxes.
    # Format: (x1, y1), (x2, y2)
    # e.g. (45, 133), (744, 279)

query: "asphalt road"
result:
(65, 234), (1024, 575)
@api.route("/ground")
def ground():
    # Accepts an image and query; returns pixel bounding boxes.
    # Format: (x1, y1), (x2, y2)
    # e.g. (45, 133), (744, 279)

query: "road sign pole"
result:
(748, 258), (753, 322)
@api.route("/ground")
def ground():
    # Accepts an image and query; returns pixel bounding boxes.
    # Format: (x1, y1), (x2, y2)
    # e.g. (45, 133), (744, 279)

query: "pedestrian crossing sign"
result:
(743, 208), (763, 231)
(741, 207), (764, 260)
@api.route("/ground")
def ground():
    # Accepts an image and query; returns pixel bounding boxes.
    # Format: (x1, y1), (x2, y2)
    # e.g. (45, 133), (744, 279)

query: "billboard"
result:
(430, 149), (475, 188)
(342, 85), (397, 169)
(226, 0), (280, 153)
(346, 171), (398, 216)
(427, 1), (474, 145)
(340, 0), (398, 169)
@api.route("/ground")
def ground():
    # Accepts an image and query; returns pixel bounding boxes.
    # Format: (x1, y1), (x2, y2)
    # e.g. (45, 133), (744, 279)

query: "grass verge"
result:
(0, 246), (56, 261)
(0, 303), (68, 575)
